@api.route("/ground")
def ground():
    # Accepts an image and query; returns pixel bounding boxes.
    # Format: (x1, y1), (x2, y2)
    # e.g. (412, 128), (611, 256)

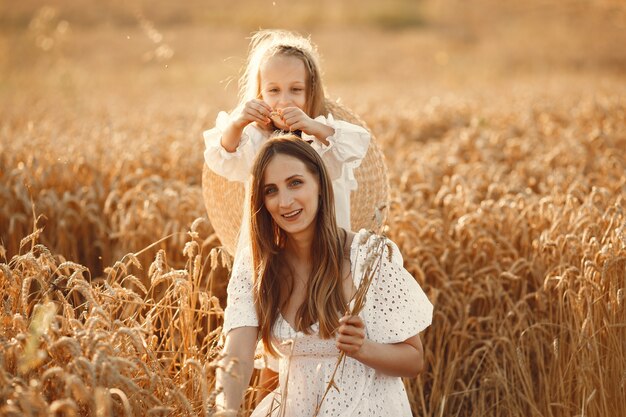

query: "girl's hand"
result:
(278, 107), (335, 144)
(277, 107), (316, 133)
(233, 99), (272, 128)
(336, 314), (367, 358)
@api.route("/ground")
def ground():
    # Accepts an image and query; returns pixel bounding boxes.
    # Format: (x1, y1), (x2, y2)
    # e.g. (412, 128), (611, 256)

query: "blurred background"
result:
(2, 0), (625, 112)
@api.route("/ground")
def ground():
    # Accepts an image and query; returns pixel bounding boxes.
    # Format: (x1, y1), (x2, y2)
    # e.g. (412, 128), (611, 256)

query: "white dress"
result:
(223, 229), (434, 417)
(203, 111), (371, 230)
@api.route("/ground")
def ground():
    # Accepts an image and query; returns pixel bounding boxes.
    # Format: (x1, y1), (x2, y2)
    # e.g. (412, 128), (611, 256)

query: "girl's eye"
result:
(292, 88), (303, 93)
(290, 179), (302, 187)
(268, 88), (279, 93)
(264, 186), (277, 195)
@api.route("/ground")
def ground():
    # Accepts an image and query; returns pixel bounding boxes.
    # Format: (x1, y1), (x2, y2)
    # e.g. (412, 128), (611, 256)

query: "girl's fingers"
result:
(245, 108), (269, 124)
(289, 121), (304, 131)
(282, 113), (298, 124)
(251, 99), (272, 112)
(284, 116), (308, 131)
(280, 107), (304, 119)
(252, 104), (270, 119)
(245, 100), (270, 117)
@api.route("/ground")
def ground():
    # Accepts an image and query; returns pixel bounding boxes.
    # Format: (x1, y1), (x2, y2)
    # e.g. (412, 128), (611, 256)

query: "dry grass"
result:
(0, 217), (231, 416)
(381, 95), (626, 416)
(2, 1), (626, 416)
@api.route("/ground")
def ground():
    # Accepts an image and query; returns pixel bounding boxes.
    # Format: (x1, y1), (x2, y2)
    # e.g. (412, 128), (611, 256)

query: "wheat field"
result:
(1, 1), (626, 416)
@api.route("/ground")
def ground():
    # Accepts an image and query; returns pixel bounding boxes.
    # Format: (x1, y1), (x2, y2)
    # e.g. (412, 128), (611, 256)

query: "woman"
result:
(216, 135), (433, 416)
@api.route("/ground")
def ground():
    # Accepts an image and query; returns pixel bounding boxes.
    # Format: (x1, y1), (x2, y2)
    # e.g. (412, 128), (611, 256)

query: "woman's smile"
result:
(282, 209), (303, 219)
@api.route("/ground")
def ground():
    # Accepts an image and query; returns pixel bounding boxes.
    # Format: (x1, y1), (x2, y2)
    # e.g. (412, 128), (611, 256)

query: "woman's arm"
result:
(215, 326), (258, 414)
(336, 315), (425, 378)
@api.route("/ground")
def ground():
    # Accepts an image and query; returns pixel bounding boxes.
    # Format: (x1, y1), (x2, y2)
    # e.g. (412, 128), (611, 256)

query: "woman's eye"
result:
(290, 179), (302, 187)
(264, 187), (277, 195)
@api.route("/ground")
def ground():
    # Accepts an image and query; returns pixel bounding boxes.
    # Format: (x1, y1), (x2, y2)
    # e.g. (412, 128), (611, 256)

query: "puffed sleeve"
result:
(352, 230), (433, 344)
(222, 245), (259, 336)
(303, 113), (371, 184)
(203, 111), (261, 183)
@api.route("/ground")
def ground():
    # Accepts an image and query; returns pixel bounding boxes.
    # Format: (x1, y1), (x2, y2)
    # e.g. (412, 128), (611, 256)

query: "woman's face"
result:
(259, 55), (307, 130)
(262, 153), (319, 240)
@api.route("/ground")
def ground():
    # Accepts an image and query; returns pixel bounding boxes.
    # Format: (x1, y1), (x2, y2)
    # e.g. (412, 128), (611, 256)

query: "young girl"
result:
(215, 136), (433, 416)
(203, 29), (370, 231)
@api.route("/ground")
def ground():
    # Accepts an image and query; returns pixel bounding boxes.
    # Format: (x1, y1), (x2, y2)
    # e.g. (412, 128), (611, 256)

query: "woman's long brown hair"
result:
(249, 135), (344, 357)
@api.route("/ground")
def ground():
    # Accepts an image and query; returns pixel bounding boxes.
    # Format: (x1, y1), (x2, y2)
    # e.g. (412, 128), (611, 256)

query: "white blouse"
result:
(223, 229), (434, 417)
(203, 111), (371, 230)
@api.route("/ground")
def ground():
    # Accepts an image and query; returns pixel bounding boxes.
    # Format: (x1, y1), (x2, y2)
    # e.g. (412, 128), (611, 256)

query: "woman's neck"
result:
(284, 232), (313, 264)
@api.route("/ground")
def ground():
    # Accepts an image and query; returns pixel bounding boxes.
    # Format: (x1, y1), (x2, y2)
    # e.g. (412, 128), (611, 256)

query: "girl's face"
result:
(262, 153), (319, 241)
(259, 55), (307, 129)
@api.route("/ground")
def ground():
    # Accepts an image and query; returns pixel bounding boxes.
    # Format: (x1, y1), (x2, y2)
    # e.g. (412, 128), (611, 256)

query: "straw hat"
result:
(202, 99), (389, 255)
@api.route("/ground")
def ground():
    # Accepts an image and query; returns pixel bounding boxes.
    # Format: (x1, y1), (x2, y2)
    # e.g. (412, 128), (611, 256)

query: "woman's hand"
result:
(338, 318), (426, 377)
(336, 314), (367, 358)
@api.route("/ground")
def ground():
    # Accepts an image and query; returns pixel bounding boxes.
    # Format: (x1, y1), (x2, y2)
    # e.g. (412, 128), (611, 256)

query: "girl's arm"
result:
(215, 326), (258, 414)
(336, 315), (425, 377)
(203, 113), (265, 182)
(221, 100), (272, 152)
(220, 121), (247, 153)
(305, 121), (335, 146)
(308, 115), (371, 178)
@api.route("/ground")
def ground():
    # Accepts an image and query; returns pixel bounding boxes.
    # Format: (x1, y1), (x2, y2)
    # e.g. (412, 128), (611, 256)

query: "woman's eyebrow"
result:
(285, 174), (304, 182)
(263, 174), (304, 188)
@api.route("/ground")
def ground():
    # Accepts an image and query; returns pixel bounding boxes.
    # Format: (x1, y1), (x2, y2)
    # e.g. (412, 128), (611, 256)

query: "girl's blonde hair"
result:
(239, 30), (328, 118)
(249, 135), (345, 357)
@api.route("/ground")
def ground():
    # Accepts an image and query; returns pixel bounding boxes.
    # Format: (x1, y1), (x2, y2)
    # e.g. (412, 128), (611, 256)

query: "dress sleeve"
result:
(203, 111), (260, 182)
(353, 231), (433, 344)
(303, 113), (371, 184)
(222, 245), (259, 336)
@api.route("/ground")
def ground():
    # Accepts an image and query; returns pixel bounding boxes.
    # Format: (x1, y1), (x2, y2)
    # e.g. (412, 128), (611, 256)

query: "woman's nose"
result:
(278, 191), (293, 208)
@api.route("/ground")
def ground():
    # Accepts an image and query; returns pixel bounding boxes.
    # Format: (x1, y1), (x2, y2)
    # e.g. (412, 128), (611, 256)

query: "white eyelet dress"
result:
(223, 229), (434, 417)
